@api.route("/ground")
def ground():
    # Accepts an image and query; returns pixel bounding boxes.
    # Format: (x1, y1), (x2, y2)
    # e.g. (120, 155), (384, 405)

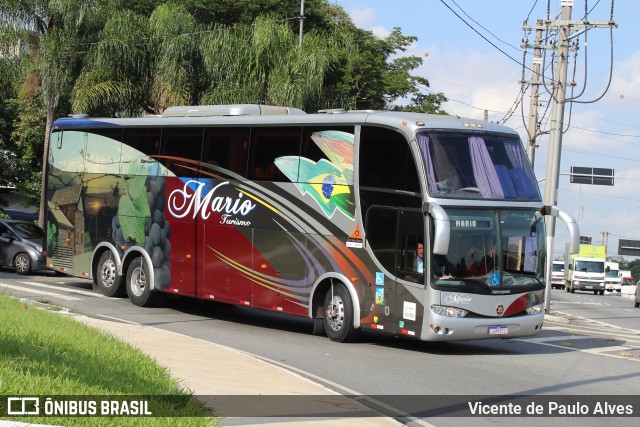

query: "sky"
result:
(333, 0), (640, 261)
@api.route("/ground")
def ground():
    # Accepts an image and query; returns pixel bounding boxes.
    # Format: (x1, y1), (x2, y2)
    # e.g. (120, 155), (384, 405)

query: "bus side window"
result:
(159, 127), (203, 178)
(359, 126), (421, 218)
(364, 206), (398, 275)
(122, 128), (161, 175)
(300, 126), (356, 184)
(83, 128), (123, 175)
(202, 128), (249, 179)
(248, 127), (302, 182)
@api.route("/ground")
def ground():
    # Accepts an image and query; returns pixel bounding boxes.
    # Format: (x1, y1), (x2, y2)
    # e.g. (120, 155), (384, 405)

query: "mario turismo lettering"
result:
(168, 180), (255, 225)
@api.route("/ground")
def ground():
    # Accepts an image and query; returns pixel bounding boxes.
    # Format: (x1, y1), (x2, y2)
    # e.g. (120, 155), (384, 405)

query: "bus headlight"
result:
(526, 304), (544, 315)
(431, 305), (468, 318)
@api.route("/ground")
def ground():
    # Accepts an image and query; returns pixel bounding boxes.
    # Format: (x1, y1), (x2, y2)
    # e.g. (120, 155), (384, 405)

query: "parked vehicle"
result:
(551, 260), (565, 290)
(635, 281), (640, 308)
(0, 219), (45, 274)
(0, 208), (39, 222)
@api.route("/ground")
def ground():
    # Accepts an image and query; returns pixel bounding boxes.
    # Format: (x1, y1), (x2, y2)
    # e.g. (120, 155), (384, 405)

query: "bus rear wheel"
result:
(97, 251), (124, 297)
(126, 257), (160, 307)
(323, 284), (358, 343)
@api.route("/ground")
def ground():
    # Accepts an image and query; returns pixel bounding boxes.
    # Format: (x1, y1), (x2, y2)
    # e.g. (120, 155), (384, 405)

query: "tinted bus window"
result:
(122, 128), (161, 175)
(85, 128), (123, 175)
(160, 127), (203, 178)
(360, 126), (419, 192)
(249, 127), (302, 182)
(202, 127), (250, 179)
(300, 126), (356, 185)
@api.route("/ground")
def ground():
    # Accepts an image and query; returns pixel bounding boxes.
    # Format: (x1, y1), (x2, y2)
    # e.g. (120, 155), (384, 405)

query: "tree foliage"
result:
(1, 0), (447, 212)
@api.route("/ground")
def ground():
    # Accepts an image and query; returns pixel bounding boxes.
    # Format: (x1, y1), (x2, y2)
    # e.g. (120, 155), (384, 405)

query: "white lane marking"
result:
(19, 281), (105, 298)
(515, 339), (640, 362)
(520, 335), (593, 343)
(583, 345), (635, 354)
(0, 282), (81, 301)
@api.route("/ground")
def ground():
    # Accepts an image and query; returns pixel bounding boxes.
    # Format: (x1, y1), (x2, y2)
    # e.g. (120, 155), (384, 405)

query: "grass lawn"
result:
(0, 295), (217, 426)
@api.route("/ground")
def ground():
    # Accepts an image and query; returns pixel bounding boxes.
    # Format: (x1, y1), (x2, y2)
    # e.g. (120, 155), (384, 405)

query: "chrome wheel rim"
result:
(100, 258), (116, 288)
(15, 254), (29, 273)
(130, 266), (147, 297)
(326, 295), (345, 332)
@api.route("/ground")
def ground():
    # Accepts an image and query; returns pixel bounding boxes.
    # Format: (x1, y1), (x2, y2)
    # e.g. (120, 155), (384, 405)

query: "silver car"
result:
(0, 219), (45, 274)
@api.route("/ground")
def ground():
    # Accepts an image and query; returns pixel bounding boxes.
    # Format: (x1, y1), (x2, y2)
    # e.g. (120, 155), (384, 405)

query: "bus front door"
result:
(394, 209), (425, 337)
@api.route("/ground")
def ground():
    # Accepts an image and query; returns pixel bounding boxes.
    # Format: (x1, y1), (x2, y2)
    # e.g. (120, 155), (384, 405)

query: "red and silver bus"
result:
(45, 104), (578, 342)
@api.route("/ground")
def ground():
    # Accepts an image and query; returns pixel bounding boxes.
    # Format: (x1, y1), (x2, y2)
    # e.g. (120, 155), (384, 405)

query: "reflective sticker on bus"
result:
(403, 301), (417, 321)
(375, 286), (385, 305)
(375, 272), (384, 285)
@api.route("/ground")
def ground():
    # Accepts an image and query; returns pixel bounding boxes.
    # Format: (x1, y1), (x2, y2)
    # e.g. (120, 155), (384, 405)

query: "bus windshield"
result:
(431, 209), (546, 291)
(417, 132), (540, 200)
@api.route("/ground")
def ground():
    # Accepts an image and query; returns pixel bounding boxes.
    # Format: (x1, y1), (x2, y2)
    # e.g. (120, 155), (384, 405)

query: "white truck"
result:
(605, 261), (622, 292)
(565, 245), (606, 295)
(551, 260), (565, 290)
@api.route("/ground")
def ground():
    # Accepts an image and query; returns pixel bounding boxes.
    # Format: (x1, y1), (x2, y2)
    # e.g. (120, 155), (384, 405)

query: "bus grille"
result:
(52, 245), (74, 270)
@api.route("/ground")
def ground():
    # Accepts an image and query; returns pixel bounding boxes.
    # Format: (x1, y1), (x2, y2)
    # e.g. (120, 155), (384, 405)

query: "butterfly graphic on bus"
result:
(274, 130), (355, 220)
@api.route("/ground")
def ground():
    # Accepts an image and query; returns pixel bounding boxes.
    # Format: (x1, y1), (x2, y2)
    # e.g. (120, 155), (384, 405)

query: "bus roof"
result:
(52, 105), (519, 137)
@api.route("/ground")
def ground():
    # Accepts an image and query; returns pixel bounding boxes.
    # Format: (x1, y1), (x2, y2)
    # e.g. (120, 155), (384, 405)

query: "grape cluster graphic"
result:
(111, 175), (172, 289)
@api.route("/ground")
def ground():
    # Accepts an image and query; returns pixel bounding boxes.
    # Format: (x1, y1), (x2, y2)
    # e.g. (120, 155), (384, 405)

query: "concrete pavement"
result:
(73, 314), (405, 426)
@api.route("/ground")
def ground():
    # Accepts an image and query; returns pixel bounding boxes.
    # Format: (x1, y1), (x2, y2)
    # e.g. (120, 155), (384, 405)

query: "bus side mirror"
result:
(423, 202), (449, 255)
(541, 205), (579, 254)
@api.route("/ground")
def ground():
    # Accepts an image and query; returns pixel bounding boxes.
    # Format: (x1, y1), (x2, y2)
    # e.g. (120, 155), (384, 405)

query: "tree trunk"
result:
(38, 103), (54, 228)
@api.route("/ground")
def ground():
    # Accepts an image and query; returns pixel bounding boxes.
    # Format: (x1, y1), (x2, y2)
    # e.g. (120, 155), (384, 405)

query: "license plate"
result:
(489, 326), (508, 335)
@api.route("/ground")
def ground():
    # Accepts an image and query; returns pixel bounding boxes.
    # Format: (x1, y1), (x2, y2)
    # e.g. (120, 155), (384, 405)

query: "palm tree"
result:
(73, 2), (201, 116)
(0, 0), (109, 225)
(200, 16), (352, 112)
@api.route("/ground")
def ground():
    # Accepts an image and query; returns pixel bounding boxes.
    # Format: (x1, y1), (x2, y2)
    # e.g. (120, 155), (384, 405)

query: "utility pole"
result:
(522, 0), (615, 312)
(299, 0), (305, 47)
(542, 1), (573, 312)
(524, 20), (543, 167)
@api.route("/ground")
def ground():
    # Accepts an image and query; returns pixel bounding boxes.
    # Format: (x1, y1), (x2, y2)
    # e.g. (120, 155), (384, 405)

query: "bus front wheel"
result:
(323, 284), (358, 343)
(97, 251), (124, 297)
(126, 258), (160, 307)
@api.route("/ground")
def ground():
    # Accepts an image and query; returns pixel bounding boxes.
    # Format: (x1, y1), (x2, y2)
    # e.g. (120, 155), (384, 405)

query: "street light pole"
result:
(543, 2), (573, 312)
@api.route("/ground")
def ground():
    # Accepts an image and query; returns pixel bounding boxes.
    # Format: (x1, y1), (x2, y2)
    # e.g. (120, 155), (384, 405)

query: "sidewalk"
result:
(73, 314), (404, 427)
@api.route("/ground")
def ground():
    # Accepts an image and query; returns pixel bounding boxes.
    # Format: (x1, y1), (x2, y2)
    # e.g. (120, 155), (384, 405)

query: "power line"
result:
(438, 0), (528, 69)
(448, 0), (522, 52)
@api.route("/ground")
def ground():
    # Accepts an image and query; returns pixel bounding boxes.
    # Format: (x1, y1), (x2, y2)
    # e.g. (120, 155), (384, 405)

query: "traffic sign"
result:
(618, 239), (640, 256)
(570, 167), (614, 186)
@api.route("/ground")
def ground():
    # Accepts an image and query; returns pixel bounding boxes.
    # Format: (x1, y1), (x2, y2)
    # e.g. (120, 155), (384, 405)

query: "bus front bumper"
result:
(422, 312), (545, 341)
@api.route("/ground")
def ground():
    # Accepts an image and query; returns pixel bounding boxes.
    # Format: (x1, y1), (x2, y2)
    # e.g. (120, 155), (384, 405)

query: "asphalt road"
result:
(1, 268), (639, 426)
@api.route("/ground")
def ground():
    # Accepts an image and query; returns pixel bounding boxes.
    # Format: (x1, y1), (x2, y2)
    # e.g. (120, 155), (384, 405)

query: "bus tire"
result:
(323, 284), (359, 343)
(97, 251), (124, 297)
(126, 257), (160, 307)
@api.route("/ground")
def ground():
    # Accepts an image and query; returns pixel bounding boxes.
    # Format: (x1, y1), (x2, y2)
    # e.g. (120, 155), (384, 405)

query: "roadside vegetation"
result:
(0, 0), (448, 218)
(0, 294), (216, 426)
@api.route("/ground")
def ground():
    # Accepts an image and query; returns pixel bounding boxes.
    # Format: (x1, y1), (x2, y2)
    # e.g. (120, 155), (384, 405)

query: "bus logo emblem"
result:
(496, 305), (504, 315)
